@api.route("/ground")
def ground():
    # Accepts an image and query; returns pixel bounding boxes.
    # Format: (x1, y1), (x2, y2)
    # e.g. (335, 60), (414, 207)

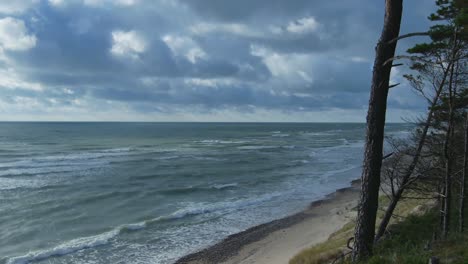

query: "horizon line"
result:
(0, 120), (409, 124)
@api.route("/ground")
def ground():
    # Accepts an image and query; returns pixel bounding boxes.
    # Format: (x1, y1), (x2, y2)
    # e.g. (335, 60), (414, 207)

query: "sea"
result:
(0, 122), (413, 264)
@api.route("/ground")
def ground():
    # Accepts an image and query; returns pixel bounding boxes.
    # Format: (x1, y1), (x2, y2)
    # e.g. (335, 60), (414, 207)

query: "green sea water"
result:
(0, 122), (412, 264)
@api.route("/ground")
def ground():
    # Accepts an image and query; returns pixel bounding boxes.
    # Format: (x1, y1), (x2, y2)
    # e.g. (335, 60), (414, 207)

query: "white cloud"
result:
(110, 30), (146, 59)
(190, 18), (320, 39)
(162, 35), (206, 63)
(0, 68), (43, 91)
(0, 17), (37, 51)
(286, 17), (320, 34)
(251, 45), (311, 79)
(350, 56), (369, 63)
(190, 23), (262, 38)
(268, 26), (284, 35)
(183, 78), (236, 88)
(0, 0), (38, 14)
(83, 0), (139, 7)
(48, 0), (65, 6)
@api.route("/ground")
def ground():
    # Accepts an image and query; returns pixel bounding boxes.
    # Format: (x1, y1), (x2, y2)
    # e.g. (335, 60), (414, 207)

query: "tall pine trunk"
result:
(460, 113), (468, 233)
(442, 62), (455, 239)
(351, 0), (403, 261)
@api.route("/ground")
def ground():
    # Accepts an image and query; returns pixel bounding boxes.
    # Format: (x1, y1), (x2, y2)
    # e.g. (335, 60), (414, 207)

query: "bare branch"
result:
(387, 32), (429, 45)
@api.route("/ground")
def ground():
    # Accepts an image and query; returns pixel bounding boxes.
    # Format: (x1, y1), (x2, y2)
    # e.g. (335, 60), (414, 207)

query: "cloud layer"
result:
(0, 0), (435, 121)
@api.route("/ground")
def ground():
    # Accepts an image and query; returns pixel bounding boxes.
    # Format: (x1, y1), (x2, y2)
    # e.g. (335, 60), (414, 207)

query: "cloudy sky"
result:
(0, 0), (436, 122)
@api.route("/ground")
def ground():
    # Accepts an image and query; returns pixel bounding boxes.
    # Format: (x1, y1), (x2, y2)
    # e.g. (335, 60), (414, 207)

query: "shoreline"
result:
(176, 179), (361, 264)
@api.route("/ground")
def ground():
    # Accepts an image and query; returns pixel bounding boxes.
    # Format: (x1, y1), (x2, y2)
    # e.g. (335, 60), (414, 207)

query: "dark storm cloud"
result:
(0, 0), (436, 120)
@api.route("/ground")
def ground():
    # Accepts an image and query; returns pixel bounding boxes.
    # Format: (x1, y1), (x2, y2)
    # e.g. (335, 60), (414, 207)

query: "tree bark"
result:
(442, 62), (456, 239)
(351, 0), (403, 261)
(459, 113), (467, 233)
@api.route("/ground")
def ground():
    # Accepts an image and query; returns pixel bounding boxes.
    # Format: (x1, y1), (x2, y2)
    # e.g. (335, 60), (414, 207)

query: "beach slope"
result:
(176, 182), (360, 264)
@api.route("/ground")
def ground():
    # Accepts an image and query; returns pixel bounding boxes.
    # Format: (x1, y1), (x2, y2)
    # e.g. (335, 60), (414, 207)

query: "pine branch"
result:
(387, 32), (429, 44)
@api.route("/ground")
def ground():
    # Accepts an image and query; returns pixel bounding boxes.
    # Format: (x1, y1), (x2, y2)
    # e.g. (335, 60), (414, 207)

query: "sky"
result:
(0, 0), (437, 122)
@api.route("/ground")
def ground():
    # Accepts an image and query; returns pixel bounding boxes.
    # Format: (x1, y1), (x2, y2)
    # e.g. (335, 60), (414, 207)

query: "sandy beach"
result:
(176, 180), (360, 264)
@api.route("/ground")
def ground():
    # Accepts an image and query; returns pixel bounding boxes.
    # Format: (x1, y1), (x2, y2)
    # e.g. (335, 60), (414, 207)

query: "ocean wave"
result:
(0, 147), (175, 168)
(320, 165), (361, 179)
(0, 165), (99, 178)
(39, 148), (135, 162)
(196, 140), (249, 145)
(0, 148), (136, 169)
(153, 155), (181, 161)
(300, 132), (333, 136)
(6, 191), (278, 264)
(6, 229), (120, 264)
(161, 182), (239, 195)
(300, 129), (344, 137)
(237, 145), (277, 150)
(311, 139), (365, 154)
(5, 214), (168, 264)
(271, 133), (290, 137)
(339, 138), (350, 145)
(291, 160), (310, 164)
(192, 156), (226, 161)
(212, 183), (239, 190)
(0, 177), (48, 191)
(169, 192), (281, 220)
(282, 145), (296, 149)
(0, 147), (158, 177)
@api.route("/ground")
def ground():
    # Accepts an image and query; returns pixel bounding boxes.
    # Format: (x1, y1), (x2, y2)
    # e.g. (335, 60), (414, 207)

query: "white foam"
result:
(154, 155), (180, 160)
(237, 145), (277, 150)
(340, 138), (350, 145)
(292, 160), (310, 164)
(320, 165), (361, 179)
(197, 140), (248, 145)
(0, 177), (48, 190)
(169, 192), (282, 220)
(6, 229), (120, 264)
(212, 183), (238, 190)
(6, 215), (172, 264)
(0, 165), (91, 177)
(271, 133), (290, 137)
(312, 139), (365, 154)
(122, 222), (147, 231)
(282, 145), (296, 149)
(0, 147), (154, 177)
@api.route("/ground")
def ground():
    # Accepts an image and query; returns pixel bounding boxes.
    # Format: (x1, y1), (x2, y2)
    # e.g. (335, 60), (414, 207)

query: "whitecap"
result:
(212, 183), (239, 190)
(6, 229), (120, 264)
(197, 140), (248, 145)
(5, 214), (172, 264)
(153, 155), (180, 161)
(237, 146), (277, 150)
(169, 192), (282, 220)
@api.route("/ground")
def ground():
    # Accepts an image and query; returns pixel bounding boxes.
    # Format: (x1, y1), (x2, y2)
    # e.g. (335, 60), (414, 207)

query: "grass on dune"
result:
(289, 193), (443, 264)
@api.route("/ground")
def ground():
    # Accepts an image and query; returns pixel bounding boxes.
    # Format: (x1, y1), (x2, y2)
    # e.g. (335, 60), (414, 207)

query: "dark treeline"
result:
(352, 0), (468, 262)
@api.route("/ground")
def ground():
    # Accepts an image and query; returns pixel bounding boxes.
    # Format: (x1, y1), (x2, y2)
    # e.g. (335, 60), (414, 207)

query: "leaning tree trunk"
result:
(442, 62), (456, 239)
(441, 99), (453, 239)
(351, 0), (403, 262)
(460, 113), (468, 233)
(374, 62), (451, 242)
